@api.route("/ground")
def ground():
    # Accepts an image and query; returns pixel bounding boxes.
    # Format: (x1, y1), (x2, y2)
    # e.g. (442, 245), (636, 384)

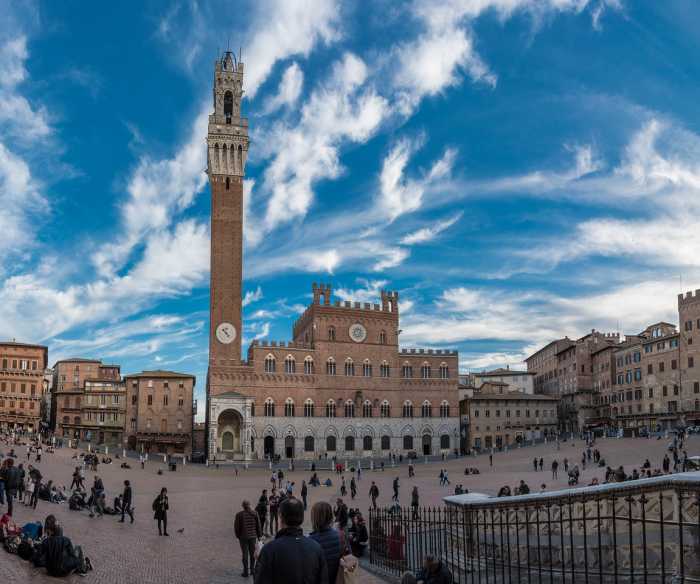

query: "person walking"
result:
(70, 467), (81, 490)
(392, 477), (400, 501)
(301, 480), (308, 511)
(309, 502), (342, 584)
(489, 453), (493, 467)
(254, 497), (327, 584)
(16, 463), (25, 502)
(0, 458), (20, 516)
(411, 486), (419, 520)
(369, 482), (379, 509)
(119, 480), (134, 524)
(350, 477), (357, 500)
(256, 490), (269, 536)
(234, 500), (262, 578)
(539, 458), (544, 472)
(340, 477), (347, 497)
(564, 458), (569, 473)
(334, 498), (349, 532)
(551, 460), (559, 480)
(269, 489), (280, 534)
(152, 487), (169, 536)
(533, 457), (538, 472)
(28, 465), (42, 509)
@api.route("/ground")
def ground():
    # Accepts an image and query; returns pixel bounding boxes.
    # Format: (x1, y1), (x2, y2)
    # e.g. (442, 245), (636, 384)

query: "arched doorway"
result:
(285, 435), (295, 459)
(422, 434), (432, 456)
(264, 435), (275, 459)
(217, 409), (242, 459)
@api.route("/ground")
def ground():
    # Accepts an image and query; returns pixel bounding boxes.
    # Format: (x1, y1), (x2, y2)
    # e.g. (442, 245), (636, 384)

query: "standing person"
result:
(392, 477), (400, 501)
(350, 477), (357, 500)
(489, 453), (493, 467)
(16, 463), (25, 502)
(70, 467), (81, 490)
(152, 487), (169, 536)
(268, 489), (280, 534)
(0, 458), (20, 516)
(533, 457), (538, 472)
(411, 486), (419, 520)
(443, 470), (450, 485)
(256, 490), (269, 536)
(334, 498), (348, 531)
(309, 501), (342, 584)
(551, 460), (559, 479)
(539, 458), (544, 472)
(28, 465), (42, 509)
(36, 446), (42, 463)
(369, 482), (379, 509)
(140, 454), (145, 469)
(234, 500), (262, 578)
(300, 480), (308, 511)
(564, 458), (569, 473)
(119, 480), (134, 524)
(438, 469), (444, 486)
(340, 477), (347, 497)
(254, 497), (327, 584)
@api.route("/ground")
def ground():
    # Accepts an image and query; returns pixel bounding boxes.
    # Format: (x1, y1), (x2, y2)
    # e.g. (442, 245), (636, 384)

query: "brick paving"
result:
(1, 435), (697, 583)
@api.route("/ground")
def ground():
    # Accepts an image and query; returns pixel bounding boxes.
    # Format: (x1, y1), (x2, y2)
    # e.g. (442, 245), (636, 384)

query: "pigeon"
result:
(177, 528), (184, 534)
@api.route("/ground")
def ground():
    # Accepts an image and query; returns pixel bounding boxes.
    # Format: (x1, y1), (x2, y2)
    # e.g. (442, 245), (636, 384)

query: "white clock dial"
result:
(349, 323), (367, 343)
(216, 322), (237, 344)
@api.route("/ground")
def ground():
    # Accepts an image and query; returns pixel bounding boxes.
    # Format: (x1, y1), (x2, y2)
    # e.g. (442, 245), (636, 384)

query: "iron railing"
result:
(368, 472), (700, 583)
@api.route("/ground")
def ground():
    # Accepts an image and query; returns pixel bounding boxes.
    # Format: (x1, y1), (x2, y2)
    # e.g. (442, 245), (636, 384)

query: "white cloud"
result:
(400, 212), (463, 245)
(335, 279), (389, 303)
(264, 62), (304, 113)
(243, 285), (264, 307)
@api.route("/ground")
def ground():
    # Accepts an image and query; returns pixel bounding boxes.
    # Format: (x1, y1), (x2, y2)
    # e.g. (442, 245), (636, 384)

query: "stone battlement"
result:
(678, 289), (700, 307)
(250, 340), (313, 350)
(400, 348), (458, 356)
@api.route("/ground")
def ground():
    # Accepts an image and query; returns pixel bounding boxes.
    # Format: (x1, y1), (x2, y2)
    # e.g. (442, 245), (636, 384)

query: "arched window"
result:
(345, 436), (355, 452)
(344, 358), (355, 376)
(225, 177), (230, 190)
(326, 435), (337, 452)
(325, 400), (336, 418)
(380, 361), (390, 377)
(439, 363), (449, 379)
(238, 144), (243, 171)
(403, 435), (414, 450)
(379, 330), (387, 344)
(421, 400), (432, 418)
(224, 91), (233, 119)
(344, 400), (355, 418)
(62, 416), (69, 425)
(421, 363), (431, 379)
(250, 403), (255, 417)
(304, 399), (314, 417)
(284, 398), (295, 417)
(363, 436), (373, 451)
(326, 358), (336, 376)
(304, 356), (314, 374)
(380, 400), (391, 418)
(402, 363), (413, 378)
(362, 400), (372, 418)
(304, 436), (315, 452)
(381, 435), (391, 450)
(264, 398), (275, 417)
(440, 434), (450, 449)
(285, 355), (296, 374)
(440, 401), (450, 418)
(264, 354), (276, 373)
(402, 401), (414, 418)
(362, 359), (372, 377)
(328, 326), (336, 341)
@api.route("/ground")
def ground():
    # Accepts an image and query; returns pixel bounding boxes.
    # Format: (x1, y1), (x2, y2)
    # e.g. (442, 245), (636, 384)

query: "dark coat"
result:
(235, 508), (262, 540)
(418, 561), (453, 584)
(334, 503), (348, 528)
(309, 527), (341, 584)
(39, 535), (80, 577)
(1, 466), (21, 490)
(254, 527), (328, 584)
(123, 485), (132, 506)
(152, 495), (169, 520)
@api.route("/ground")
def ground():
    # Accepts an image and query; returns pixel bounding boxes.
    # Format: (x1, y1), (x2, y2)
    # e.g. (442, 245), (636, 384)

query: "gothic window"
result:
(403, 435), (414, 450)
(345, 436), (355, 452)
(284, 355), (296, 374)
(381, 435), (391, 450)
(421, 363), (431, 379)
(304, 356), (314, 374)
(224, 91), (233, 121)
(326, 435), (337, 452)
(380, 400), (391, 418)
(380, 361), (390, 377)
(284, 398), (295, 417)
(344, 400), (355, 418)
(362, 400), (372, 418)
(264, 354), (276, 373)
(402, 363), (413, 378)
(264, 398), (275, 417)
(225, 177), (230, 190)
(326, 358), (336, 376)
(440, 435), (450, 449)
(362, 360), (372, 377)
(326, 399), (336, 418)
(421, 400), (432, 418)
(363, 436), (373, 451)
(440, 401), (450, 418)
(328, 326), (336, 341)
(379, 330), (387, 344)
(439, 363), (449, 379)
(304, 436), (314, 452)
(304, 399), (314, 417)
(402, 401), (414, 418)
(344, 358), (355, 376)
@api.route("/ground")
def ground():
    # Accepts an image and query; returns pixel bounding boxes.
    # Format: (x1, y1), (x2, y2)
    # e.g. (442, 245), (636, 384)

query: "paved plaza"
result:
(1, 435), (698, 583)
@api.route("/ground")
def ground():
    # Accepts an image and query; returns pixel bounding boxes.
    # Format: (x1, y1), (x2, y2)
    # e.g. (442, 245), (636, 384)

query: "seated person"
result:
(497, 486), (511, 497)
(401, 554), (453, 584)
(34, 515), (89, 576)
(120, 462), (131, 469)
(348, 515), (369, 557)
(324, 478), (333, 487)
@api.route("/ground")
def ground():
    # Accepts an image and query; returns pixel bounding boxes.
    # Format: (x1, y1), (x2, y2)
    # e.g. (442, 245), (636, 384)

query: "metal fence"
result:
(368, 473), (700, 583)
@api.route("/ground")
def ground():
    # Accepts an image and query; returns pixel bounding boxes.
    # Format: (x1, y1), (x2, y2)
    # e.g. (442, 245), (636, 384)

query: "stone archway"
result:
(217, 409), (243, 458)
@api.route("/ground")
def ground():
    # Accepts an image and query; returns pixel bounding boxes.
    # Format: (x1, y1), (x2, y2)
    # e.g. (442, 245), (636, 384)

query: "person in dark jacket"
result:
(348, 514), (369, 557)
(235, 499), (262, 577)
(256, 490), (269, 536)
(152, 487), (169, 536)
(309, 501), (342, 584)
(255, 497), (327, 584)
(401, 554), (453, 584)
(0, 458), (20, 516)
(35, 515), (87, 577)
(334, 498), (348, 531)
(119, 480), (134, 524)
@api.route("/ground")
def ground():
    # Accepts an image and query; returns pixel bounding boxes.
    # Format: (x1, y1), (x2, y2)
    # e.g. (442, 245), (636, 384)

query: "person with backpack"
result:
(152, 487), (169, 536)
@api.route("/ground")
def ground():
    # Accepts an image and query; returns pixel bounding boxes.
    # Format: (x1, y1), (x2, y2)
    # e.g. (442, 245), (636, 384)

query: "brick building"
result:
(472, 367), (535, 394)
(124, 371), (195, 455)
(204, 52), (460, 462)
(0, 341), (49, 433)
(51, 359), (124, 445)
(525, 339), (570, 395)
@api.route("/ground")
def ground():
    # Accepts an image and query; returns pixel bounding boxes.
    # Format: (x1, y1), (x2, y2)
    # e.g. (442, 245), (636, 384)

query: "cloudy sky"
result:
(2, 1), (700, 412)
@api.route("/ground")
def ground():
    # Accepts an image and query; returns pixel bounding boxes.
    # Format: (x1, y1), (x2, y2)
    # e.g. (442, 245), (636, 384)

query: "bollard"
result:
(122, 449), (126, 458)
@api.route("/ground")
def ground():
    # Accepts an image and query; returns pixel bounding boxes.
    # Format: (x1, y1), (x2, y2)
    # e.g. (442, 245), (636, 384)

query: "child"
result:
(24, 477), (35, 505)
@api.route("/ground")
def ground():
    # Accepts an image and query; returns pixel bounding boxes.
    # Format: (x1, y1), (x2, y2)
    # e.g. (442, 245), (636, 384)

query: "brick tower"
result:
(207, 51), (248, 369)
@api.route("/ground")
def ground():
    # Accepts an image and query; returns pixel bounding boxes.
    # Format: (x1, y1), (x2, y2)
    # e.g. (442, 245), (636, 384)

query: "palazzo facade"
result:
(205, 52), (459, 462)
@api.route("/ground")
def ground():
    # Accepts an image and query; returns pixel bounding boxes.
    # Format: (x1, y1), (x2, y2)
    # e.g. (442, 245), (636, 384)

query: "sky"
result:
(3, 0), (700, 415)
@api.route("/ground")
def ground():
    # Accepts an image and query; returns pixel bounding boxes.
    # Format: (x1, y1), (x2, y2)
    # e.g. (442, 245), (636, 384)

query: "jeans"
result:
(121, 504), (134, 523)
(0, 480), (4, 505)
(239, 537), (256, 574)
(157, 514), (168, 535)
(6, 489), (15, 516)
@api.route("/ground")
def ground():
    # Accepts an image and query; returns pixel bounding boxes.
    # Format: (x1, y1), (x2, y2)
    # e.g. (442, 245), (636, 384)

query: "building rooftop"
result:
(0, 341), (48, 351)
(476, 367), (533, 377)
(466, 392), (559, 402)
(53, 357), (102, 366)
(124, 370), (196, 380)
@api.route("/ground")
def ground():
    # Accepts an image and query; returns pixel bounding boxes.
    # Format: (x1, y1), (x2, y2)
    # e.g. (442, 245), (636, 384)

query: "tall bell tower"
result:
(207, 51), (248, 369)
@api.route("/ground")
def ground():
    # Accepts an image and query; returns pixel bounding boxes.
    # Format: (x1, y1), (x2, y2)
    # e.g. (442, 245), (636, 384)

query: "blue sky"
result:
(3, 1), (700, 413)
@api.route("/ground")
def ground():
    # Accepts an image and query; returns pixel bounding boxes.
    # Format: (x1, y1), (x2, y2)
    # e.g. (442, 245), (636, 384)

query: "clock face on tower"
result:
(349, 323), (367, 343)
(216, 322), (237, 344)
